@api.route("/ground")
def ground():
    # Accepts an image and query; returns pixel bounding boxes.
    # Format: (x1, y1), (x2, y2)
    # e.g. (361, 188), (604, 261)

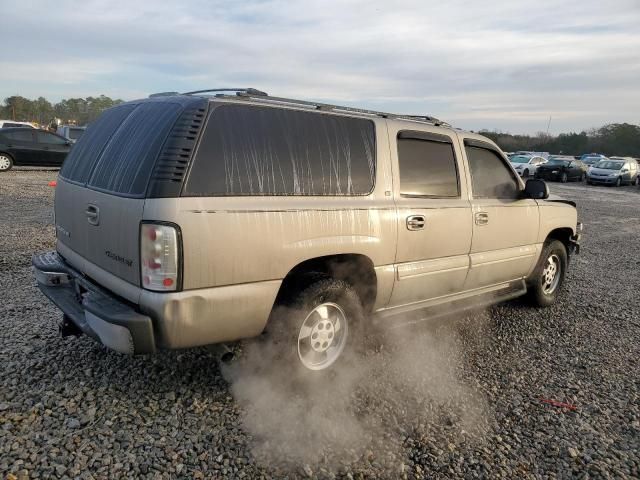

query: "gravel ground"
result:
(1, 169), (639, 479)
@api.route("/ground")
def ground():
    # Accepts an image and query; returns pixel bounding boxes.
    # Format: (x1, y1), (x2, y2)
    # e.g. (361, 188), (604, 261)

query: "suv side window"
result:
(185, 104), (376, 196)
(396, 132), (459, 197)
(37, 131), (67, 145)
(466, 145), (520, 199)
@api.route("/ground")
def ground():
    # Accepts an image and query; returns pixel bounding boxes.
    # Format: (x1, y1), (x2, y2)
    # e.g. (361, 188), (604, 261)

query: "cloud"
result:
(1, 0), (639, 133)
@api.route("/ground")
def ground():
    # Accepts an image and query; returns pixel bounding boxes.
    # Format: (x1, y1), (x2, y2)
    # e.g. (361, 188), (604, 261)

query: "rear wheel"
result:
(561, 172), (568, 183)
(522, 169), (530, 179)
(580, 173), (586, 181)
(634, 176), (640, 186)
(267, 276), (364, 374)
(0, 153), (13, 172)
(527, 240), (568, 307)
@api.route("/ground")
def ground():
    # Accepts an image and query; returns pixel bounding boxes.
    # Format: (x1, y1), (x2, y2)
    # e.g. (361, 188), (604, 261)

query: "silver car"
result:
(587, 158), (639, 186)
(33, 88), (581, 373)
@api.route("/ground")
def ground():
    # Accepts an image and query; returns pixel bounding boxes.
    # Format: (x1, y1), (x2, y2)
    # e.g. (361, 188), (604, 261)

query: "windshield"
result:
(68, 128), (84, 140)
(546, 159), (571, 166)
(510, 155), (531, 164)
(595, 161), (624, 170)
(582, 157), (601, 164)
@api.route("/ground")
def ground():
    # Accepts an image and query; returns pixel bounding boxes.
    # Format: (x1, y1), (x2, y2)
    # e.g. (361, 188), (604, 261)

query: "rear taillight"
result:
(140, 223), (181, 292)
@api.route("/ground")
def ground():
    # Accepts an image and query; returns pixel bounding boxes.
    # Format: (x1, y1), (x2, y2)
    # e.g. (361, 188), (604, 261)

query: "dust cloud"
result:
(222, 309), (492, 474)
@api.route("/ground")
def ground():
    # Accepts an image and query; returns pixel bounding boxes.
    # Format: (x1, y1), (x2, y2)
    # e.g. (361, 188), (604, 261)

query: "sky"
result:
(2, 0), (639, 134)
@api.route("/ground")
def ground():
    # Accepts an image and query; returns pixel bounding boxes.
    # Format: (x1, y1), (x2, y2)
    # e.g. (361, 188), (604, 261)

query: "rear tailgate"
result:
(55, 99), (194, 286)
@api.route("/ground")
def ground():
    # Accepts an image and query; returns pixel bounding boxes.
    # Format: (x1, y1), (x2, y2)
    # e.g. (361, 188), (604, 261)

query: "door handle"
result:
(406, 215), (426, 231)
(85, 204), (99, 226)
(475, 212), (489, 226)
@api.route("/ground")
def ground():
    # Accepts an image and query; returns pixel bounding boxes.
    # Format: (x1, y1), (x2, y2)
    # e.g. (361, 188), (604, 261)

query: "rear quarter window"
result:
(183, 104), (376, 196)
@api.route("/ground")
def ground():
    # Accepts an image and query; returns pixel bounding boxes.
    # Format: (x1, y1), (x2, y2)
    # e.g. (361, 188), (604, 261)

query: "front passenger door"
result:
(36, 131), (70, 166)
(463, 139), (540, 290)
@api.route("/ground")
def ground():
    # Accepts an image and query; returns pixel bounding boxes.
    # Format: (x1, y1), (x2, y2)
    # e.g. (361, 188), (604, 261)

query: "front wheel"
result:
(267, 276), (364, 374)
(615, 177), (621, 187)
(580, 173), (586, 181)
(0, 153), (13, 172)
(522, 169), (530, 179)
(634, 176), (640, 186)
(561, 172), (568, 183)
(527, 240), (568, 307)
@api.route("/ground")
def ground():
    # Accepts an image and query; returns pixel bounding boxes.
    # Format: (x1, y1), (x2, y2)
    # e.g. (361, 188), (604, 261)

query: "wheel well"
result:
(275, 254), (377, 312)
(0, 151), (14, 161)
(546, 228), (573, 251)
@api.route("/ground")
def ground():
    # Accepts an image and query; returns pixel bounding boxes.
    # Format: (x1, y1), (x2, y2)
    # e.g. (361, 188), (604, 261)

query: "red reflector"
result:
(163, 278), (174, 287)
(143, 275), (150, 285)
(48, 180), (57, 187)
(148, 229), (157, 241)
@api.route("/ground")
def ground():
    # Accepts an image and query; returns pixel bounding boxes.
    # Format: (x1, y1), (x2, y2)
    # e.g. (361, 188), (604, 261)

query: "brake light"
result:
(140, 223), (180, 291)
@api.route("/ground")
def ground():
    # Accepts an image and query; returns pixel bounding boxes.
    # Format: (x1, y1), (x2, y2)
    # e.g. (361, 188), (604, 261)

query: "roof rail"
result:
(182, 87), (268, 96)
(181, 88), (450, 127)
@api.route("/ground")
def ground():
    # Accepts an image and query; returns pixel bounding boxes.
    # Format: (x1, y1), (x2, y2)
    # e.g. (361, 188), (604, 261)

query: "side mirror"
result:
(621, 168), (629, 173)
(524, 179), (549, 199)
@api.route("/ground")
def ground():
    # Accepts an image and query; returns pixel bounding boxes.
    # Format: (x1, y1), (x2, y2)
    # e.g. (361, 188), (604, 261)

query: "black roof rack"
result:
(180, 88), (450, 127)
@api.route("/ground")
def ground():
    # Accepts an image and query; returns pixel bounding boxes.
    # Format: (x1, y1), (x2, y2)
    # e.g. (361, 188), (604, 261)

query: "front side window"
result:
(184, 105), (376, 196)
(37, 131), (67, 145)
(397, 134), (459, 197)
(466, 145), (519, 199)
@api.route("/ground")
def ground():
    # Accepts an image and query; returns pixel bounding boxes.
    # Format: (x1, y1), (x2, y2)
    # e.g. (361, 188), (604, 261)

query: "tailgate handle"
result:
(85, 205), (100, 226)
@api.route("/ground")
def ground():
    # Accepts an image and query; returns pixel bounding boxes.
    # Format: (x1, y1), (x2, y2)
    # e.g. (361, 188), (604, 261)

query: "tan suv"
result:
(33, 88), (581, 372)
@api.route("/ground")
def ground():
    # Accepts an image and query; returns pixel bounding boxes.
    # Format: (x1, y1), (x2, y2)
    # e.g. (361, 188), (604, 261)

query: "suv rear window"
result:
(60, 102), (182, 196)
(183, 104), (376, 196)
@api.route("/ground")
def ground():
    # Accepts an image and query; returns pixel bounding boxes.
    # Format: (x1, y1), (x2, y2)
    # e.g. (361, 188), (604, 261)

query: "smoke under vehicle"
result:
(33, 88), (581, 373)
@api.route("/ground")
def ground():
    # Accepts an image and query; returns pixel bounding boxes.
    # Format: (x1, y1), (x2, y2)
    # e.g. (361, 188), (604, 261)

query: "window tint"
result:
(466, 146), (519, 199)
(88, 102), (182, 196)
(3, 130), (33, 142)
(60, 104), (137, 183)
(397, 136), (458, 197)
(184, 105), (376, 196)
(37, 131), (67, 144)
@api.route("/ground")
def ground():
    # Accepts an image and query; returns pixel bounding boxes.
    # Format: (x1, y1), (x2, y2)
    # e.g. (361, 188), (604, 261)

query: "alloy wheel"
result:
(0, 155), (11, 171)
(297, 302), (349, 371)
(542, 254), (561, 295)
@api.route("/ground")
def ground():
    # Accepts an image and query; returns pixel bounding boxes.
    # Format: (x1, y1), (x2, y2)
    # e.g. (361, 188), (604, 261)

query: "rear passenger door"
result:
(388, 128), (472, 308)
(462, 138), (539, 290)
(2, 129), (38, 165)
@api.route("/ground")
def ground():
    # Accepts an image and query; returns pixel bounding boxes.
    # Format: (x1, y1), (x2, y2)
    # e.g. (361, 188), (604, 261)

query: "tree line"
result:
(479, 123), (640, 157)
(1, 95), (123, 127)
(2, 95), (638, 157)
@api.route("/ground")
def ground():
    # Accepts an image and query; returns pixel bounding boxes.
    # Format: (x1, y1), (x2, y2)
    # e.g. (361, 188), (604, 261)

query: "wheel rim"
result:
(0, 155), (10, 171)
(541, 254), (561, 295)
(297, 302), (348, 371)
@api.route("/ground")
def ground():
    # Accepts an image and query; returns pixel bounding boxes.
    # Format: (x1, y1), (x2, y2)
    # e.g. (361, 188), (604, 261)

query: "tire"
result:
(0, 153), (13, 172)
(615, 177), (621, 187)
(527, 240), (568, 307)
(522, 169), (530, 179)
(266, 276), (364, 374)
(561, 172), (568, 183)
(634, 176), (640, 186)
(580, 173), (586, 181)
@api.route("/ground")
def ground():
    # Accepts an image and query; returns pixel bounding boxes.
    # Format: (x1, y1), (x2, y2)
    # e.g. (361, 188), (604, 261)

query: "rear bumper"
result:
(33, 252), (156, 354)
(33, 251), (280, 353)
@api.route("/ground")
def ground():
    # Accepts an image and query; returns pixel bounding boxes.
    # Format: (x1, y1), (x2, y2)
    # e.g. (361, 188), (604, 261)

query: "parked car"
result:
(509, 154), (547, 178)
(32, 89), (580, 373)
(515, 150), (549, 159)
(535, 156), (587, 182)
(580, 153), (606, 161)
(587, 158), (639, 186)
(56, 125), (86, 143)
(581, 155), (607, 167)
(0, 127), (72, 171)
(0, 120), (35, 129)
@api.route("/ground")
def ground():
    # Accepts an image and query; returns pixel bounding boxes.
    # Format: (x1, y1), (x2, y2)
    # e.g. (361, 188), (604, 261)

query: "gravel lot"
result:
(1, 170), (639, 479)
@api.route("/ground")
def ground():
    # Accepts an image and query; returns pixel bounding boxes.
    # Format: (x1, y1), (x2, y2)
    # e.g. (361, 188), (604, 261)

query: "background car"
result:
(0, 127), (71, 171)
(56, 125), (86, 143)
(587, 158), (639, 186)
(509, 154), (547, 178)
(535, 156), (587, 182)
(514, 150), (549, 159)
(581, 155), (608, 167)
(0, 120), (35, 129)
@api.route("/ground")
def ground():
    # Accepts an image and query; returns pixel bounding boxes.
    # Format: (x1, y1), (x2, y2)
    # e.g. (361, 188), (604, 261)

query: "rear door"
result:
(388, 127), (472, 307)
(55, 101), (184, 286)
(2, 129), (38, 164)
